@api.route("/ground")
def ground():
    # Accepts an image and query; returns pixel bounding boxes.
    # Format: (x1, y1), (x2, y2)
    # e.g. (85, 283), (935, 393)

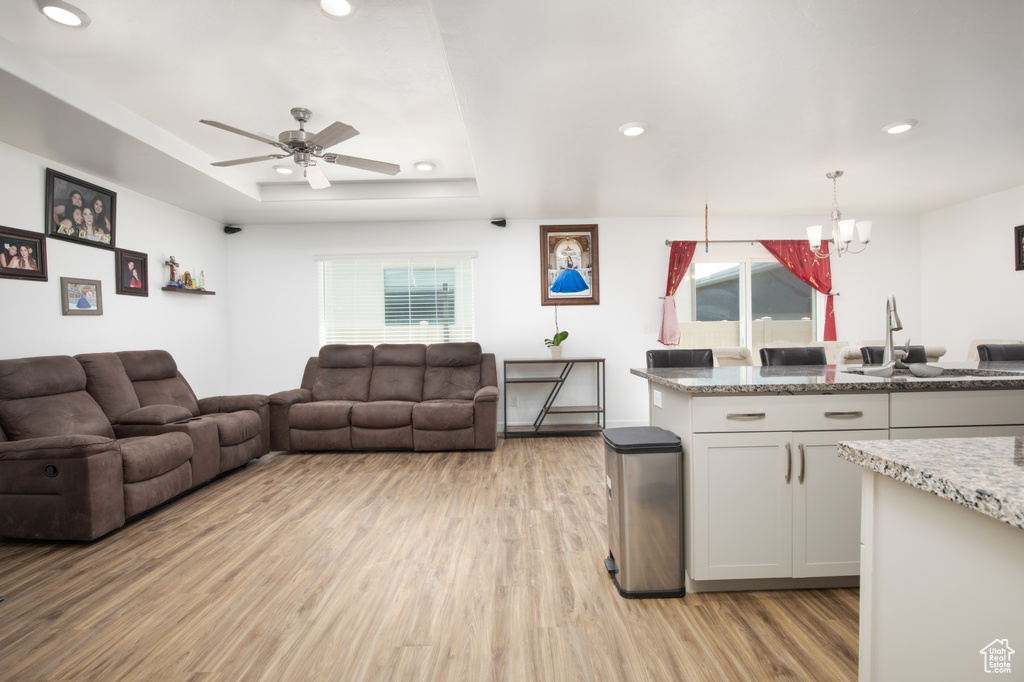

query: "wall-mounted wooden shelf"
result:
(161, 286), (215, 296)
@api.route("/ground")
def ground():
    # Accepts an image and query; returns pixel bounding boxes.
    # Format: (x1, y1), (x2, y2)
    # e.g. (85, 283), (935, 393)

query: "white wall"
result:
(920, 183), (1024, 360)
(227, 214), (921, 428)
(0, 142), (231, 397)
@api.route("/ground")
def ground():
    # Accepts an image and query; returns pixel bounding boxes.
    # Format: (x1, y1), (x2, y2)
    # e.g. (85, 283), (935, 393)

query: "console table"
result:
(503, 357), (605, 437)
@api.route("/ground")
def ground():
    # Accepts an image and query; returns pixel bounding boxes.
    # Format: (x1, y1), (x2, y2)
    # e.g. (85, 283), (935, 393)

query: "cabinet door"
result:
(792, 429), (887, 577)
(693, 432), (793, 580)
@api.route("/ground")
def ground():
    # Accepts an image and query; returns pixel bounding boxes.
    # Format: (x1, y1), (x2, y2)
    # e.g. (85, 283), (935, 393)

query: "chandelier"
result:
(806, 171), (871, 258)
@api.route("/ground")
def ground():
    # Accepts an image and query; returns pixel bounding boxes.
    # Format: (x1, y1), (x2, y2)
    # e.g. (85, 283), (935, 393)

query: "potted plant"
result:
(545, 306), (568, 359)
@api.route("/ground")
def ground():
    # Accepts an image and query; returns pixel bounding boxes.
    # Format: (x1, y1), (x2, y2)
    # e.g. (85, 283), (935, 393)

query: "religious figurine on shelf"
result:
(198, 270), (206, 291)
(165, 256), (180, 286)
(182, 271), (194, 289)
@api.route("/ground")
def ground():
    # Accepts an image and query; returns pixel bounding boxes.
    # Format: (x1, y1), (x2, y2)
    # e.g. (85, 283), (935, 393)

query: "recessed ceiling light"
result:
(882, 119), (917, 135)
(618, 122), (646, 137)
(414, 161), (435, 172)
(320, 0), (357, 19)
(34, 0), (91, 28)
(273, 165), (294, 175)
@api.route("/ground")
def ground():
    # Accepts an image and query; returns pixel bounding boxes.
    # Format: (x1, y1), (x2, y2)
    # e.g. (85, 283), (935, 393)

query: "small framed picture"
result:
(540, 224), (600, 306)
(1015, 225), (1024, 271)
(45, 168), (116, 250)
(61, 277), (103, 316)
(0, 225), (47, 282)
(115, 248), (148, 296)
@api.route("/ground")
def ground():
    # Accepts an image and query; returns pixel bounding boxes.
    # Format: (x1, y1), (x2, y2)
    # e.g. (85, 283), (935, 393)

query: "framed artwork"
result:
(0, 225), (47, 282)
(60, 277), (103, 316)
(116, 248), (149, 296)
(540, 224), (600, 306)
(45, 168), (116, 250)
(1016, 225), (1024, 271)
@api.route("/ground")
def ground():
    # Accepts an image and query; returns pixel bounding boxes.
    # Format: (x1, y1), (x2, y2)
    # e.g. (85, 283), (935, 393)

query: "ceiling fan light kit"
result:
(202, 106), (400, 189)
(34, 0), (91, 28)
(807, 170), (871, 258)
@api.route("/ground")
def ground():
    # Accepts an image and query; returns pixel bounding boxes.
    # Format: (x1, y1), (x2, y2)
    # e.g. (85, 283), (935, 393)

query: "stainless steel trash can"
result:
(603, 426), (684, 598)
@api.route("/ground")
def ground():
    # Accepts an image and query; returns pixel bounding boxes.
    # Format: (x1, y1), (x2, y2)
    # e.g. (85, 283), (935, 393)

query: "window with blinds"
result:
(317, 254), (476, 345)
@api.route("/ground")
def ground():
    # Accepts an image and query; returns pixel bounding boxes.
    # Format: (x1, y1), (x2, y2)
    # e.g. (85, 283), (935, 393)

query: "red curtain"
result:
(759, 239), (836, 341)
(658, 241), (698, 345)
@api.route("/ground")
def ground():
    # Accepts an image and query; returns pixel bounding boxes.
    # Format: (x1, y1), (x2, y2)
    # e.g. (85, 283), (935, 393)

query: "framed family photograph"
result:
(45, 168), (116, 250)
(540, 224), (600, 306)
(116, 248), (149, 296)
(1016, 225), (1024, 271)
(60, 277), (103, 316)
(0, 225), (47, 282)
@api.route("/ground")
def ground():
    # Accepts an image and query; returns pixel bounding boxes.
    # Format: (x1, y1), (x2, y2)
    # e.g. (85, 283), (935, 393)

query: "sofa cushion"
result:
(116, 350), (201, 416)
(412, 400), (475, 430)
(75, 353), (141, 423)
(312, 345), (374, 402)
(289, 401), (355, 430)
(118, 433), (193, 484)
(423, 343), (482, 401)
(199, 411), (262, 447)
(0, 355), (87, 400)
(351, 401), (415, 428)
(0, 356), (116, 440)
(369, 344), (425, 402)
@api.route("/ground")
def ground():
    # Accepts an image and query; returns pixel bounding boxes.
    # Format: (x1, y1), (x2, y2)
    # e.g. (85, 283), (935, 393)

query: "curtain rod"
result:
(665, 239), (761, 246)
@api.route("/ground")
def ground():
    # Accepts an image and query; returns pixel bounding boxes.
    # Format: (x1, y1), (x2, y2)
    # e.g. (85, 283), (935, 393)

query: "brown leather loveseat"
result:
(0, 351), (270, 541)
(270, 342), (498, 452)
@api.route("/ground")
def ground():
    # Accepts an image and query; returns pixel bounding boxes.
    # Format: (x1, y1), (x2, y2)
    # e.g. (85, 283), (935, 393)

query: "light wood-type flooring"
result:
(0, 436), (859, 681)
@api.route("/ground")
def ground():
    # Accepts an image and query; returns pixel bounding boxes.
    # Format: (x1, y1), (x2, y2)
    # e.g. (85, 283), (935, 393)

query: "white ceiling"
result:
(0, 0), (1021, 226)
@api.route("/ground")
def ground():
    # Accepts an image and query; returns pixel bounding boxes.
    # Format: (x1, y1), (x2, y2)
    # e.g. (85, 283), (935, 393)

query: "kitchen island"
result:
(631, 363), (1024, 593)
(839, 437), (1024, 681)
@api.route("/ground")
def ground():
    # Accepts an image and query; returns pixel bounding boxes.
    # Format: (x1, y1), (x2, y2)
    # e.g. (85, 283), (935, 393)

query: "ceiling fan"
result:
(200, 107), (400, 189)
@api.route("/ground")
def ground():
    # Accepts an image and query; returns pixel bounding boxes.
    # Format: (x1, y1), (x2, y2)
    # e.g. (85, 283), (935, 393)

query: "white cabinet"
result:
(691, 428), (886, 581)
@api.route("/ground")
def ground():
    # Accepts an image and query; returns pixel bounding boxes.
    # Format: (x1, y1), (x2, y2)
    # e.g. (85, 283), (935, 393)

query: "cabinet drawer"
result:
(692, 393), (888, 433)
(890, 390), (1024, 428)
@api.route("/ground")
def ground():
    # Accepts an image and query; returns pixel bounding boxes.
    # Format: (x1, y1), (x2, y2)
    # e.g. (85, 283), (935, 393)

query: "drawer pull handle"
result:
(797, 443), (805, 484)
(824, 411), (864, 418)
(784, 442), (792, 483)
(726, 412), (767, 420)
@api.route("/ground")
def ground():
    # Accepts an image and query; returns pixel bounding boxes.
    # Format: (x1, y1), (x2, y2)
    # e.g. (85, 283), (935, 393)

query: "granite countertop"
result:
(838, 437), (1024, 530)
(631, 362), (1024, 395)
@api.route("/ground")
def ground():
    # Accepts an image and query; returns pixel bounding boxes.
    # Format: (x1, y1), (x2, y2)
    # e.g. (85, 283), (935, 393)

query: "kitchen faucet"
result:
(883, 295), (903, 366)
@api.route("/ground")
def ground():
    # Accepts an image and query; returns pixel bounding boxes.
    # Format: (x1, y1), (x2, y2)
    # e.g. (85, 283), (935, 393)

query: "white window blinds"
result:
(317, 254), (476, 345)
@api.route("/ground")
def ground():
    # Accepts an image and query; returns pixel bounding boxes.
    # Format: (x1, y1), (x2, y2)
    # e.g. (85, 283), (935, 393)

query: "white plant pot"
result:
(550, 345), (562, 359)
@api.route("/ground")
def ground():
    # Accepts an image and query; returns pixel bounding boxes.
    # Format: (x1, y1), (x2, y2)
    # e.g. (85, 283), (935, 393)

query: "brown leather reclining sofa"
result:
(271, 342), (498, 452)
(0, 351), (270, 541)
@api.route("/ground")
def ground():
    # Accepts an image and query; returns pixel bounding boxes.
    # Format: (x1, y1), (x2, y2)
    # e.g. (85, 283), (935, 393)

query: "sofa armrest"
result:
(0, 435), (126, 541)
(0, 434), (116, 461)
(268, 389), (312, 451)
(473, 385), (499, 402)
(270, 388), (312, 407)
(198, 393), (270, 415)
(119, 404), (194, 425)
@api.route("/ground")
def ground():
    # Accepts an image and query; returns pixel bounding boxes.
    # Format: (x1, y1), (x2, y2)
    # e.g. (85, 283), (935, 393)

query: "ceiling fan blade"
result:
(200, 119), (281, 147)
(211, 154), (290, 167)
(309, 121), (359, 150)
(323, 154), (401, 176)
(304, 163), (331, 190)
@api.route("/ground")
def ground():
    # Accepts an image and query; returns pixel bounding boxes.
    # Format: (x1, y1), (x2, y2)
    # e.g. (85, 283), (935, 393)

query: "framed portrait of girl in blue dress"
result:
(540, 224), (599, 306)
